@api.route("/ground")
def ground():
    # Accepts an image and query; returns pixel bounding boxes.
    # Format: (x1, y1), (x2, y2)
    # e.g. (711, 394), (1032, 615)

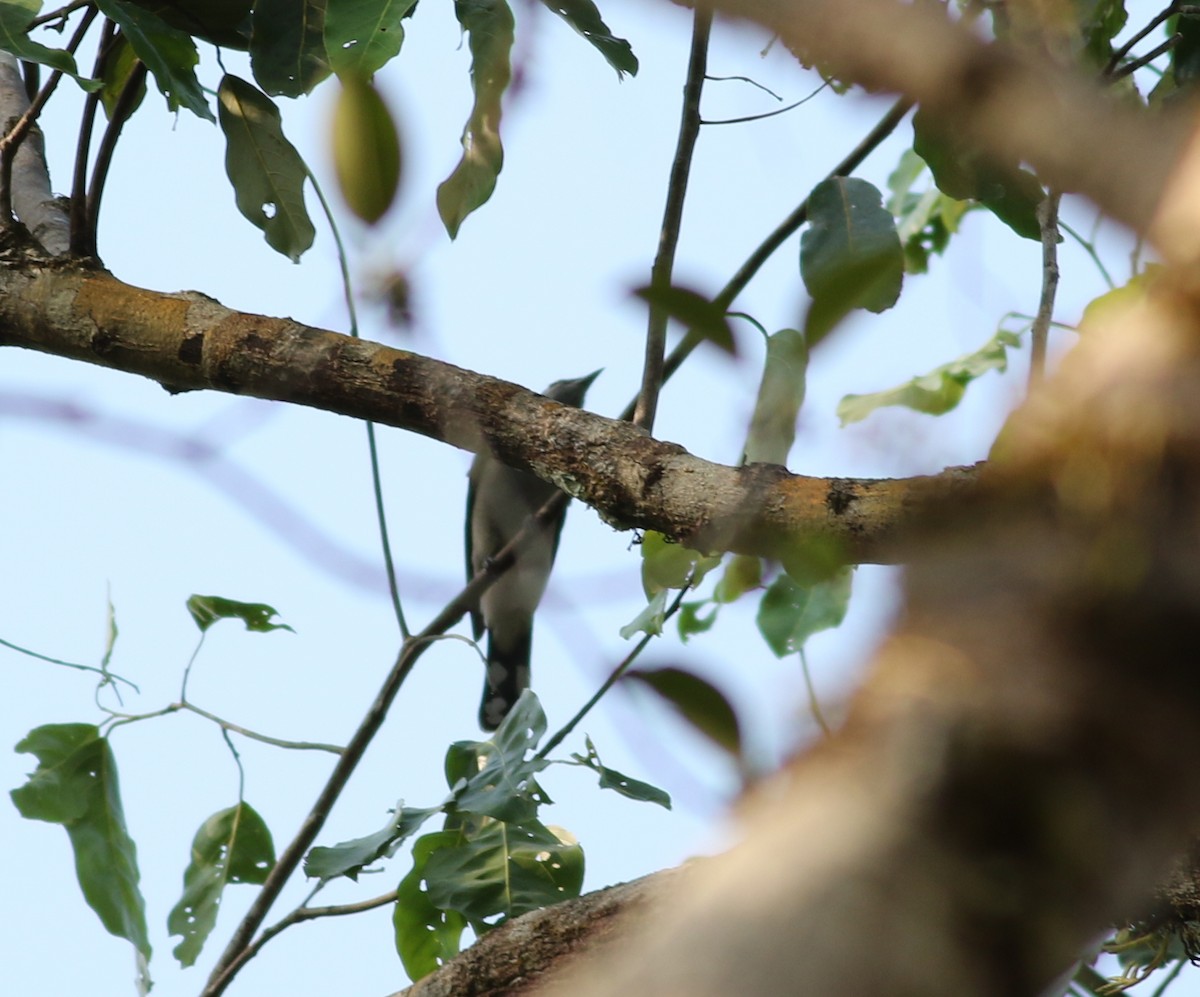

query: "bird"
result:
(466, 370), (600, 731)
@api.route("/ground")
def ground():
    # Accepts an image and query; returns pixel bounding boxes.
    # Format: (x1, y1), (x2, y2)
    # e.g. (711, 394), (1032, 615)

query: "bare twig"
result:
(1030, 191), (1062, 389)
(701, 80), (828, 125)
(536, 577), (694, 761)
(633, 7), (711, 433)
(181, 702), (346, 755)
(0, 634), (139, 691)
(1110, 34), (1179, 80)
(1103, 2), (1179, 76)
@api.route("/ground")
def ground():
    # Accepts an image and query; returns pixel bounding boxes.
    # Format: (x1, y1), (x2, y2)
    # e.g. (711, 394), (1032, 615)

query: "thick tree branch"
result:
(0, 256), (973, 563)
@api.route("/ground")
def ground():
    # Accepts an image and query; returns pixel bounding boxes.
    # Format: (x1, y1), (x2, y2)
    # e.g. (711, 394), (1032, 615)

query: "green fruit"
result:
(332, 76), (402, 224)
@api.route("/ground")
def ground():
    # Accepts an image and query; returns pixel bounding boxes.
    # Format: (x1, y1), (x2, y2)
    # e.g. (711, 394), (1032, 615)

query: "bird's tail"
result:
(478, 628), (532, 731)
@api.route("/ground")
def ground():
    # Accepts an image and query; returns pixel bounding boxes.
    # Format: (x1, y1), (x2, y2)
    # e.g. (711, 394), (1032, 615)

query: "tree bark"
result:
(0, 245), (974, 565)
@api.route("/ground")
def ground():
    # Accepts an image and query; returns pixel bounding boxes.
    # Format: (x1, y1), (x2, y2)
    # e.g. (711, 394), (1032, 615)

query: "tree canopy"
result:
(7, 1), (1200, 996)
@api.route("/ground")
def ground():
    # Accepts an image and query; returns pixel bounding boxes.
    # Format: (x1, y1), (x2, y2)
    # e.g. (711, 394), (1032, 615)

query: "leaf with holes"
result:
(305, 803), (442, 881)
(424, 818), (584, 922)
(575, 737), (670, 809)
(168, 802), (275, 967)
(325, 0), (417, 77)
(394, 831), (469, 980)
(11, 724), (151, 991)
(186, 591), (295, 633)
(446, 693), (549, 824)
(250, 0), (329, 96)
(539, 0), (637, 77)
(216, 75), (315, 262)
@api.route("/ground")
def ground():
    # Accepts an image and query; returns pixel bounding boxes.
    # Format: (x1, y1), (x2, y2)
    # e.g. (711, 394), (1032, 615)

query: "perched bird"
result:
(466, 370), (600, 731)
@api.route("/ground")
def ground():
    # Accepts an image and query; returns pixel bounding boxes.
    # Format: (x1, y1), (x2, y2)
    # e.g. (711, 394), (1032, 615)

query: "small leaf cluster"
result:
(303, 693), (666, 980)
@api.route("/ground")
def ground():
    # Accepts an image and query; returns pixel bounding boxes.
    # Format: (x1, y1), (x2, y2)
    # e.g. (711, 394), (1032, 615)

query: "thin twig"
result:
(705, 73), (782, 100)
(181, 702), (346, 755)
(633, 7), (711, 433)
(227, 890), (400, 971)
(1104, 2), (1179, 76)
(1110, 34), (1179, 79)
(0, 634), (139, 691)
(536, 578), (693, 761)
(202, 488), (574, 996)
(1058, 218), (1115, 289)
(30, 0), (89, 30)
(701, 81), (828, 125)
(620, 96), (912, 422)
(1029, 190), (1062, 389)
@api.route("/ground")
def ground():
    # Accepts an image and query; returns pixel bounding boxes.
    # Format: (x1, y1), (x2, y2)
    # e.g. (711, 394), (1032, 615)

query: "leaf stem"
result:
(305, 165), (410, 638)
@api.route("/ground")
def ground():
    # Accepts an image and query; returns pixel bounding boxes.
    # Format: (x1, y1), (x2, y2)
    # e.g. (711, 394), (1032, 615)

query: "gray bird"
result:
(466, 370), (600, 731)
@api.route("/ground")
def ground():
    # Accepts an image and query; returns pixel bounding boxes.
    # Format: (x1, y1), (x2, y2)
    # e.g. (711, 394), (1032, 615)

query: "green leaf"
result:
(250, 0), (330, 97)
(394, 832), (469, 980)
(713, 554), (762, 604)
(447, 693), (549, 824)
(743, 328), (807, 465)
(619, 587), (668, 639)
(756, 569), (853, 657)
(168, 802), (275, 967)
(0, 1), (97, 85)
(325, 0), (417, 77)
(886, 149), (969, 274)
(1080, 265), (1163, 329)
(1079, 0), (1127, 69)
(99, 35), (147, 121)
(186, 590), (295, 633)
(424, 818), (584, 922)
(97, 0), (214, 120)
(837, 328), (1021, 425)
(640, 530), (717, 597)
(575, 737), (670, 809)
(677, 599), (718, 641)
(119, 0), (253, 48)
(437, 0), (514, 238)
(912, 109), (1043, 240)
(304, 803), (442, 880)
(539, 0), (637, 77)
(625, 666), (742, 760)
(800, 177), (903, 342)
(633, 283), (736, 355)
(11, 724), (151, 988)
(216, 74), (316, 262)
